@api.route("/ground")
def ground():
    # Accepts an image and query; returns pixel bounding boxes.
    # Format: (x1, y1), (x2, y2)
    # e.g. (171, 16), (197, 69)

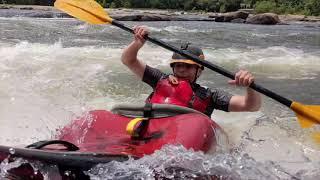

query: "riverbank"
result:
(0, 5), (320, 24)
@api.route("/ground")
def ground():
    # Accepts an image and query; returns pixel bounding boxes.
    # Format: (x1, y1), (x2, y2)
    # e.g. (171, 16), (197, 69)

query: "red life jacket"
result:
(148, 78), (211, 114)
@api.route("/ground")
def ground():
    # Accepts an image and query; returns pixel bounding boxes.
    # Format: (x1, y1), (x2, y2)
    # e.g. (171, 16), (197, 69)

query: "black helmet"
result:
(170, 43), (204, 69)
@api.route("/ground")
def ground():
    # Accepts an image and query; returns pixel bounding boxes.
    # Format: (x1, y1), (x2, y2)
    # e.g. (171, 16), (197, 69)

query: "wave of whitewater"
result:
(0, 17), (320, 179)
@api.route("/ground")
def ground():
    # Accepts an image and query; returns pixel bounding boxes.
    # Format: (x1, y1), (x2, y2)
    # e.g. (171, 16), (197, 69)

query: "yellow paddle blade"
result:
(54, 0), (112, 24)
(312, 132), (320, 144)
(291, 102), (320, 128)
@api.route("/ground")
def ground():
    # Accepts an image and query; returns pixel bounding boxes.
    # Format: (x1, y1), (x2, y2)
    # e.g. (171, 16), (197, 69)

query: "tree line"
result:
(2, 0), (319, 16)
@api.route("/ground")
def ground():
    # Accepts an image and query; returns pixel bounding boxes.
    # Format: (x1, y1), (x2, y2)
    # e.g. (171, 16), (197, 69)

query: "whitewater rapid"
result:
(0, 17), (320, 179)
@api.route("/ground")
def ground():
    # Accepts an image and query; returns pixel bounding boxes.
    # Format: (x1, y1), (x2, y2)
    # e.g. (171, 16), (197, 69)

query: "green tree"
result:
(15, 0), (35, 5)
(243, 0), (257, 7)
(183, 0), (195, 11)
(96, 0), (109, 7)
(255, 0), (277, 13)
(197, 0), (219, 12)
(109, 0), (122, 8)
(304, 0), (320, 15)
(219, 0), (242, 12)
(149, 0), (161, 8)
(208, 0), (221, 12)
(123, 0), (131, 8)
(131, 0), (145, 8)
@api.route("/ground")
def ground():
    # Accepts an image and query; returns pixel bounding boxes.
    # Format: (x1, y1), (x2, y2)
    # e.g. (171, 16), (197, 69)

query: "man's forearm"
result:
(245, 88), (261, 111)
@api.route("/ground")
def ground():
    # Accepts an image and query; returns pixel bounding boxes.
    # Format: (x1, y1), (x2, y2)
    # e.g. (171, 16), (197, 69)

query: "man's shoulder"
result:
(194, 84), (232, 99)
(143, 65), (168, 88)
(145, 65), (167, 75)
(194, 83), (212, 91)
(193, 83), (212, 98)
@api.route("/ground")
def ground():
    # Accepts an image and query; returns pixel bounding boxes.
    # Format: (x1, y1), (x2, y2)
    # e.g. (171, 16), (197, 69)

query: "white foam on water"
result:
(0, 37), (319, 178)
(163, 25), (214, 33)
(73, 22), (109, 33)
(205, 46), (320, 79)
(149, 26), (199, 33)
(206, 46), (320, 67)
(0, 41), (128, 145)
(87, 144), (305, 179)
(164, 26), (188, 33)
(212, 110), (264, 148)
(139, 45), (172, 68)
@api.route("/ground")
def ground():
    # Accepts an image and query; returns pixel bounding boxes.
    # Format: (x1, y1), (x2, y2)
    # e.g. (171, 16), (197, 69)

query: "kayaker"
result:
(121, 26), (261, 116)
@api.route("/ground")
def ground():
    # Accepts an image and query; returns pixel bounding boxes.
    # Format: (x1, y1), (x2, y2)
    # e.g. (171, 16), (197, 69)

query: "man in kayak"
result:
(121, 26), (261, 116)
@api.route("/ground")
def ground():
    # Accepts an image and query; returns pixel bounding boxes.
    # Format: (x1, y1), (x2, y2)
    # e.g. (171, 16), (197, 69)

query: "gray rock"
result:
(246, 13), (281, 25)
(0, 5), (10, 9)
(19, 7), (33, 10)
(0, 9), (72, 18)
(214, 11), (249, 22)
(279, 14), (306, 22)
(112, 14), (172, 21)
(231, 18), (246, 23)
(112, 13), (214, 21)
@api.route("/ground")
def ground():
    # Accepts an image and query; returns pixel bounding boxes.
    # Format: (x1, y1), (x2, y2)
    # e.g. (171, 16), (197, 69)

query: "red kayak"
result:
(58, 103), (226, 157)
(0, 103), (228, 179)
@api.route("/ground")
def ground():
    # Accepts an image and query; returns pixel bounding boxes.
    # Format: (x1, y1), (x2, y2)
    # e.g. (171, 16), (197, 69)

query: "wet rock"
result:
(214, 16), (224, 22)
(0, 9), (72, 18)
(112, 13), (214, 21)
(112, 14), (171, 21)
(214, 11), (249, 22)
(230, 18), (246, 23)
(208, 13), (219, 19)
(302, 16), (320, 22)
(19, 7), (33, 10)
(279, 14), (320, 22)
(246, 13), (281, 25)
(277, 22), (289, 25)
(0, 6), (214, 21)
(279, 14), (306, 22)
(0, 5), (10, 9)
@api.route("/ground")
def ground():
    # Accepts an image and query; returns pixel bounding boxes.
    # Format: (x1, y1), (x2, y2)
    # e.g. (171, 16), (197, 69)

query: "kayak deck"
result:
(58, 109), (220, 157)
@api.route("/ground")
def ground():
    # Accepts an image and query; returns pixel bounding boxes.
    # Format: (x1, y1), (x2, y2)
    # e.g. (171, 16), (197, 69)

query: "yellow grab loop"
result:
(126, 118), (147, 137)
(291, 102), (320, 128)
(54, 0), (113, 24)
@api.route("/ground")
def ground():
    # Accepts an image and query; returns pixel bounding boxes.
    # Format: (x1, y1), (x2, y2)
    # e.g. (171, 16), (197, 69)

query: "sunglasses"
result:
(173, 63), (197, 69)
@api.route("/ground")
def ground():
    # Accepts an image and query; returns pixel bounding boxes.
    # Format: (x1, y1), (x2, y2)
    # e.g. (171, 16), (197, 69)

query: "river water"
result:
(0, 16), (320, 179)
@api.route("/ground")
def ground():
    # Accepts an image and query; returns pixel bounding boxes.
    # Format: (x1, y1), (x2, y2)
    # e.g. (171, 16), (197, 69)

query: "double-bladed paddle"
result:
(54, 0), (320, 130)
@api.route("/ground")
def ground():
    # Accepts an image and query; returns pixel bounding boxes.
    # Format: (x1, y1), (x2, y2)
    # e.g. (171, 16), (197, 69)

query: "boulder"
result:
(246, 13), (281, 25)
(303, 16), (320, 22)
(19, 7), (33, 10)
(112, 14), (171, 21)
(0, 5), (10, 9)
(111, 13), (214, 21)
(279, 14), (306, 22)
(230, 18), (246, 23)
(214, 11), (249, 22)
(140, 14), (171, 21)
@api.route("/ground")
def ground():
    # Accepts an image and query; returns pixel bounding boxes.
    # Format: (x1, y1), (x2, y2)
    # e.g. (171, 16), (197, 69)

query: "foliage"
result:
(4, 0), (53, 5)
(304, 0), (320, 16)
(219, 0), (242, 12)
(255, 0), (277, 13)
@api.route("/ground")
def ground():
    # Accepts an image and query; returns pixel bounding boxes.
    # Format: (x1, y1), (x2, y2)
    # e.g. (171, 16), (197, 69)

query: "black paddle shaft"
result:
(111, 20), (293, 108)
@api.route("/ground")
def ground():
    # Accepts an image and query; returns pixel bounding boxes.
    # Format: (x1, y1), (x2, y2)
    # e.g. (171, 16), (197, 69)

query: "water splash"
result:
(86, 145), (305, 180)
(0, 157), (28, 178)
